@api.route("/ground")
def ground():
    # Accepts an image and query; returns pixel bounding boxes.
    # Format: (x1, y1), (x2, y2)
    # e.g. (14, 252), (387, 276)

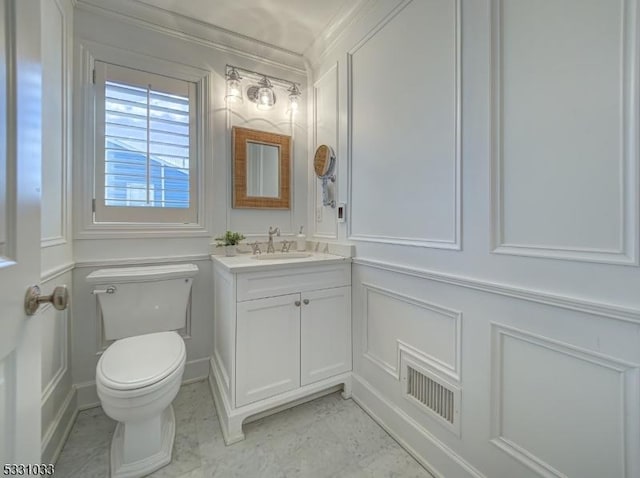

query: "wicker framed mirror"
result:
(232, 126), (291, 209)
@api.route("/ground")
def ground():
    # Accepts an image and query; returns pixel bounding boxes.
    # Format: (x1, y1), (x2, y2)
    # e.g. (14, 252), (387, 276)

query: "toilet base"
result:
(109, 405), (176, 478)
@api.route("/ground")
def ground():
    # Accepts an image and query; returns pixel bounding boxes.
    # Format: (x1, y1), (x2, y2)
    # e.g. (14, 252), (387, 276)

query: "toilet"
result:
(86, 263), (199, 478)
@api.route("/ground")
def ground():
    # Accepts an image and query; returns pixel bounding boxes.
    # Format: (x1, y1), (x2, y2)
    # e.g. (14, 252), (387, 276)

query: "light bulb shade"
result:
(254, 76), (275, 110)
(225, 68), (243, 103)
(287, 83), (301, 114)
(225, 78), (243, 103)
(257, 87), (275, 109)
(288, 93), (300, 112)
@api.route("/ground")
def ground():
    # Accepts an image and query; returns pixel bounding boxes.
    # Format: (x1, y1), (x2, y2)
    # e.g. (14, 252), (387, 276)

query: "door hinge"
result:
(92, 198), (96, 212)
(92, 69), (96, 84)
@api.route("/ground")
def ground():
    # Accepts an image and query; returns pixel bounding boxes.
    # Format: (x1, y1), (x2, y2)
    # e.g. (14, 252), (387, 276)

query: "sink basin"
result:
(251, 252), (312, 260)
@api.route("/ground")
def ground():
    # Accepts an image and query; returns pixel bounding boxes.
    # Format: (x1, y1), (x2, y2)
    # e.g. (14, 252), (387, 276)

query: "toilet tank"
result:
(86, 264), (199, 341)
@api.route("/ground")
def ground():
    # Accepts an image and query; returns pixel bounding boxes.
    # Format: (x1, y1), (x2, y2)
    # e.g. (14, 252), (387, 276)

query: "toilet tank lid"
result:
(87, 263), (199, 283)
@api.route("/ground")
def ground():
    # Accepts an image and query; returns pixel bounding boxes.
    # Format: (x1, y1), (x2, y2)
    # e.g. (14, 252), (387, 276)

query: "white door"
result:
(301, 287), (352, 386)
(0, 0), (43, 467)
(236, 294), (301, 407)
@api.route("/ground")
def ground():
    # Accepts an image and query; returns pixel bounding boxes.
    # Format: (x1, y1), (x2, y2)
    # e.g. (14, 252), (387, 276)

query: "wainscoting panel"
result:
(352, 261), (640, 478)
(40, 304), (67, 400)
(348, 0), (461, 249)
(362, 283), (461, 381)
(491, 324), (640, 478)
(491, 0), (639, 264)
(41, 0), (68, 247)
(40, 270), (74, 464)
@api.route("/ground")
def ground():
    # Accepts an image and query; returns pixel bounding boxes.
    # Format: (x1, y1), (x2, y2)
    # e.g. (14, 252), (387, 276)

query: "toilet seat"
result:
(97, 331), (185, 391)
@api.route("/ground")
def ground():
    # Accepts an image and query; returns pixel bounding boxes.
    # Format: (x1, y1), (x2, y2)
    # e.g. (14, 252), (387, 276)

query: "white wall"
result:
(40, 0), (75, 464)
(69, 1), (308, 408)
(310, 1), (640, 477)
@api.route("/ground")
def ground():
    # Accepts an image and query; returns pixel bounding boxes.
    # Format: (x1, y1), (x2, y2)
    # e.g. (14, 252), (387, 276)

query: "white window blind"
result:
(94, 61), (197, 224)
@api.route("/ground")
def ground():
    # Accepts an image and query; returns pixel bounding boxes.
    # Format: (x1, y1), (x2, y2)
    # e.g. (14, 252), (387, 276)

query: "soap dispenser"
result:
(296, 226), (306, 251)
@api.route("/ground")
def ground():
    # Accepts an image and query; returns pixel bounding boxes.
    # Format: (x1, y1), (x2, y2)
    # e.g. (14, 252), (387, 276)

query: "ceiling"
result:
(134, 0), (353, 55)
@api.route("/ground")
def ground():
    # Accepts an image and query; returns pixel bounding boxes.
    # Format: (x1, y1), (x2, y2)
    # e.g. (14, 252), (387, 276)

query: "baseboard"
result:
(182, 357), (210, 383)
(76, 357), (211, 410)
(41, 386), (78, 464)
(352, 374), (486, 478)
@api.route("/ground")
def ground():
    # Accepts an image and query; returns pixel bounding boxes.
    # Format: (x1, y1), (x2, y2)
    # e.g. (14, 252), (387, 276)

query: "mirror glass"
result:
(233, 126), (291, 209)
(246, 142), (280, 198)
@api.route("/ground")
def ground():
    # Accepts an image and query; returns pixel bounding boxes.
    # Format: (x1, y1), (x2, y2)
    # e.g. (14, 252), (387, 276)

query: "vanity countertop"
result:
(211, 251), (351, 273)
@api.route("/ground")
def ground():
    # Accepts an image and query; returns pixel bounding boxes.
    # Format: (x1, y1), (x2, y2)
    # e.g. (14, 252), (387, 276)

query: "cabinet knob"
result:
(303, 299), (310, 305)
(294, 300), (301, 307)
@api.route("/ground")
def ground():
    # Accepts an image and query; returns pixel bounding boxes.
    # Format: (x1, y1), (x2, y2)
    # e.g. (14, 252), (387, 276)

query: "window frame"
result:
(74, 42), (211, 239)
(94, 61), (198, 224)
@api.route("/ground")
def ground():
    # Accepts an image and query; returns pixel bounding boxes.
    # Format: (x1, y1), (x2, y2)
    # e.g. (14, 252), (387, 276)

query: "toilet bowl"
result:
(97, 331), (186, 478)
(87, 263), (198, 478)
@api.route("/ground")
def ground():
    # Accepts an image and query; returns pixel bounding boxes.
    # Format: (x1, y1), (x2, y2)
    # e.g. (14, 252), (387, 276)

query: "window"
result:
(94, 62), (197, 224)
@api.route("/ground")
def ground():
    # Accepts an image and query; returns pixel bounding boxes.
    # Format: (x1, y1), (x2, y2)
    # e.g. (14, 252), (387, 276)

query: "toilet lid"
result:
(98, 331), (185, 391)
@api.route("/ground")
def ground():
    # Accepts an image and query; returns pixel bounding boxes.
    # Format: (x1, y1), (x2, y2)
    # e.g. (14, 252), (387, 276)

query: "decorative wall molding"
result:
(362, 282), (461, 382)
(41, 0), (70, 249)
(41, 386), (77, 464)
(41, 262), (74, 283)
(489, 0), (639, 265)
(304, 0), (373, 69)
(490, 323), (640, 478)
(312, 62), (339, 240)
(74, 0), (306, 74)
(346, 0), (462, 250)
(354, 258), (640, 325)
(40, 306), (69, 404)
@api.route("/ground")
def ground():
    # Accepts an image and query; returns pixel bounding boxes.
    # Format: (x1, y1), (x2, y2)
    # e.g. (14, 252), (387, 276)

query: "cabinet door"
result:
(236, 293), (301, 407)
(301, 286), (352, 386)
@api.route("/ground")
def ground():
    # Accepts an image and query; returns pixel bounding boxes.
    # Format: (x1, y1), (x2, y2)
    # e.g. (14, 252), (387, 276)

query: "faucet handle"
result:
(280, 240), (292, 253)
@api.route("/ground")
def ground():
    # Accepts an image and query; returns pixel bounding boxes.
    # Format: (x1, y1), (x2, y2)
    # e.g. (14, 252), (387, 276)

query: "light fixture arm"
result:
(225, 64), (301, 93)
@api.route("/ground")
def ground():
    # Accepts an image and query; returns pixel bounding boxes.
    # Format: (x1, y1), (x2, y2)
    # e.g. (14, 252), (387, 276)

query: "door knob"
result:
(24, 285), (69, 316)
(303, 299), (309, 305)
(294, 300), (301, 307)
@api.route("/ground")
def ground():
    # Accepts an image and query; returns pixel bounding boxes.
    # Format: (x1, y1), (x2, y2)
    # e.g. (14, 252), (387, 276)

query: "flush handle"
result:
(24, 285), (69, 316)
(91, 286), (117, 295)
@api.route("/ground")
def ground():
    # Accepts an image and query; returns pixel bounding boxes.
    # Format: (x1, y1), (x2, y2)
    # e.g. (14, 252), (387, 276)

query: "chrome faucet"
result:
(267, 226), (280, 253)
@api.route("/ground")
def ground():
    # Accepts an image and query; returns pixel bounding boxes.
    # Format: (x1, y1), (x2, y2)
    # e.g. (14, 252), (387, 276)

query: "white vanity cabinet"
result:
(210, 255), (352, 444)
(300, 286), (351, 386)
(236, 293), (301, 407)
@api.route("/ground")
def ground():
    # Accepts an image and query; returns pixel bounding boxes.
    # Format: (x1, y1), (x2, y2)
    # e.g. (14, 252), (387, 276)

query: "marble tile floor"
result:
(55, 381), (432, 478)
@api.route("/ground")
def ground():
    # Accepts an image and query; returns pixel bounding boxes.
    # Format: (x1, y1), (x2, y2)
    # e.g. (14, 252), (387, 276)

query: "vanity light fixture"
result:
(225, 64), (301, 113)
(225, 67), (243, 104)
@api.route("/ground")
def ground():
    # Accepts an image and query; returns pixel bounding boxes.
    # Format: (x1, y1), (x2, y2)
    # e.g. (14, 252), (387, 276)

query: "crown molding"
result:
(74, 0), (307, 75)
(303, 0), (373, 70)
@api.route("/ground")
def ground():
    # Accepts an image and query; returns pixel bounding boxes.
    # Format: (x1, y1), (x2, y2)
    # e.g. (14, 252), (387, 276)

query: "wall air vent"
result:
(401, 354), (461, 436)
